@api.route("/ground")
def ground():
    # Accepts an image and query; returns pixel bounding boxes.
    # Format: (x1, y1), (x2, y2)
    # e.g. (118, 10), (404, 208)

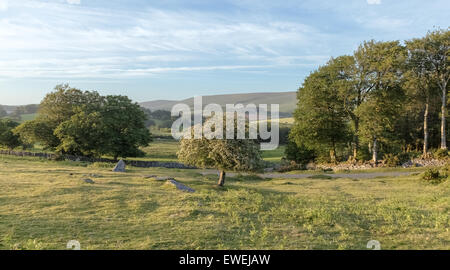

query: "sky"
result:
(0, 0), (448, 105)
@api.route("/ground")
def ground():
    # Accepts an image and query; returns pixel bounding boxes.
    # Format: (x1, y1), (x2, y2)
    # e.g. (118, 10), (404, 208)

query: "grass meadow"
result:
(0, 150), (448, 250)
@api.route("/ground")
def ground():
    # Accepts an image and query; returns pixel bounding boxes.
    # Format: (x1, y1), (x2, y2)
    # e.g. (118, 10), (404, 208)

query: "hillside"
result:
(1, 91), (298, 120)
(140, 91), (297, 116)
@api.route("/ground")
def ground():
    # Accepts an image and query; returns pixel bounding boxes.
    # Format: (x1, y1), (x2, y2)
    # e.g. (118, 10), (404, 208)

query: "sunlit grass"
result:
(0, 155), (448, 250)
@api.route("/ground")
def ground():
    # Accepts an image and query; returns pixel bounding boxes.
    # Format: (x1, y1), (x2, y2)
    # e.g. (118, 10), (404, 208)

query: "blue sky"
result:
(0, 0), (448, 105)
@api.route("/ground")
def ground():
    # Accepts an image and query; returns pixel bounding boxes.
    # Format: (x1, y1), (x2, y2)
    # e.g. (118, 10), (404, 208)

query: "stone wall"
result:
(0, 150), (195, 169)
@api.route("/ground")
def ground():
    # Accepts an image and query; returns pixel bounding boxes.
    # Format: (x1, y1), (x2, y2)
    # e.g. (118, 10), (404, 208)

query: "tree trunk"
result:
(330, 149), (336, 164)
(372, 136), (378, 165)
(353, 119), (359, 159)
(330, 141), (337, 164)
(441, 87), (447, 150)
(423, 100), (430, 157)
(218, 171), (226, 186)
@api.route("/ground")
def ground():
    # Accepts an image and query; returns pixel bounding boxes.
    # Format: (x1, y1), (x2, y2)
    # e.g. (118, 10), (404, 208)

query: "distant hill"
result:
(140, 91), (297, 116)
(0, 105), (20, 114)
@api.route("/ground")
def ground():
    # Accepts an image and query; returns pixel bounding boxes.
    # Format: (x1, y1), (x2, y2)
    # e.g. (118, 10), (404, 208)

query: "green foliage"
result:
(383, 154), (401, 167)
(0, 119), (22, 149)
(433, 148), (449, 159)
(178, 137), (263, 172)
(13, 119), (59, 149)
(285, 141), (315, 165)
(97, 95), (151, 159)
(288, 33), (449, 164)
(291, 57), (352, 162)
(421, 168), (445, 184)
(14, 84), (151, 159)
(177, 118), (264, 175)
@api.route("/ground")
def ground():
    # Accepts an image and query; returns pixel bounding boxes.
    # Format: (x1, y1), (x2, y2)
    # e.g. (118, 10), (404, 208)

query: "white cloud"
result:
(0, 4), (331, 79)
(367, 0), (381, 5)
(67, 0), (81, 5)
(0, 0), (8, 11)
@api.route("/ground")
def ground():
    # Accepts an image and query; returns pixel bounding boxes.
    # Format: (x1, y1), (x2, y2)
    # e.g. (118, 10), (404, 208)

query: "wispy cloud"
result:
(367, 0), (381, 5)
(0, 0), (8, 11)
(0, 0), (448, 104)
(0, 2), (330, 79)
(66, 0), (80, 5)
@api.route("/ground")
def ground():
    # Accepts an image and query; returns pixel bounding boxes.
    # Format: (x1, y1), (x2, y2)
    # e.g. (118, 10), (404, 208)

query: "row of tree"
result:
(289, 29), (449, 164)
(4, 84), (152, 160)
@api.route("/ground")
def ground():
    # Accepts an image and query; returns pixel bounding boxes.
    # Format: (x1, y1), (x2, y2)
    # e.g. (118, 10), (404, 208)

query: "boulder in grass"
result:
(165, 180), (195, 193)
(83, 178), (95, 184)
(112, 159), (126, 172)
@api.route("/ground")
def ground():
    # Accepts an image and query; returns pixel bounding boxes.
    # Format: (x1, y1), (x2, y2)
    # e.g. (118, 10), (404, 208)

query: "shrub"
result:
(421, 168), (446, 184)
(383, 153), (400, 167)
(397, 152), (420, 163)
(285, 141), (315, 165)
(433, 149), (449, 159)
(356, 145), (371, 161)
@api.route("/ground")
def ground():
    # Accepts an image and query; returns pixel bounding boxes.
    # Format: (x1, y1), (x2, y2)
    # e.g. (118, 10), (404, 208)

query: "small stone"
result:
(83, 178), (95, 184)
(112, 159), (126, 172)
(165, 180), (195, 193)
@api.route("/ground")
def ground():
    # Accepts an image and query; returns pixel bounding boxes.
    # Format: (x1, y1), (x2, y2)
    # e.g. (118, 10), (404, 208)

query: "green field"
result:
(0, 154), (448, 250)
(20, 113), (37, 122)
(138, 139), (285, 164)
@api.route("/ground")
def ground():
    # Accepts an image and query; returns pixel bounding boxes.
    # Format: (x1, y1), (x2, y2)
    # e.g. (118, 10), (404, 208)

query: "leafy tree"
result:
(177, 118), (263, 186)
(15, 84), (151, 159)
(54, 110), (106, 157)
(99, 95), (152, 160)
(0, 119), (22, 149)
(354, 41), (406, 164)
(291, 57), (352, 163)
(13, 118), (60, 149)
(15, 84), (104, 149)
(405, 37), (442, 156)
(411, 29), (449, 149)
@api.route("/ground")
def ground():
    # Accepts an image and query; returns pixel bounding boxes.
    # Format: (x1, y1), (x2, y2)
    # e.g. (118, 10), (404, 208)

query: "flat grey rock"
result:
(83, 178), (95, 184)
(156, 176), (175, 181)
(112, 159), (126, 172)
(166, 180), (195, 193)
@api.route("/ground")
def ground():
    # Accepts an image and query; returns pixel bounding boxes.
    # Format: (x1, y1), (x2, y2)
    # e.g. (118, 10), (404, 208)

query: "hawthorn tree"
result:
(177, 118), (263, 186)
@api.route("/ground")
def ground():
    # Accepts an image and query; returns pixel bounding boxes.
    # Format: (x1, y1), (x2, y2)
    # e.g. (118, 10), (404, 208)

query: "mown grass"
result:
(0, 155), (448, 250)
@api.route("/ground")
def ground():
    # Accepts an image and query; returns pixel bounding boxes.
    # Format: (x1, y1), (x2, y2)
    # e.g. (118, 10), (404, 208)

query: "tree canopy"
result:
(14, 84), (152, 159)
(177, 118), (263, 186)
(0, 119), (22, 150)
(288, 29), (449, 165)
